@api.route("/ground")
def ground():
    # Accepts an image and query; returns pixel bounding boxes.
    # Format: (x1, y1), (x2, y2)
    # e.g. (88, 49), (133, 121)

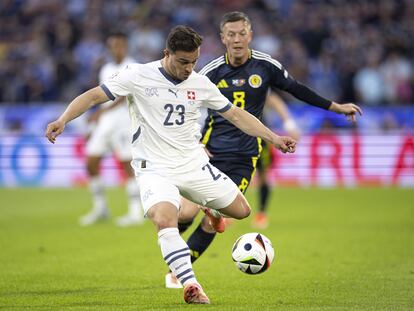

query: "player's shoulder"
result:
(198, 55), (226, 76)
(251, 49), (283, 70)
(189, 71), (215, 85)
(124, 56), (136, 64)
(123, 60), (157, 75)
(100, 61), (115, 73)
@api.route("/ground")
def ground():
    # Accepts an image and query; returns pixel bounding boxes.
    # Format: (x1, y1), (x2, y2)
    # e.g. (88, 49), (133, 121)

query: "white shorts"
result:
(135, 161), (239, 216)
(86, 110), (132, 161)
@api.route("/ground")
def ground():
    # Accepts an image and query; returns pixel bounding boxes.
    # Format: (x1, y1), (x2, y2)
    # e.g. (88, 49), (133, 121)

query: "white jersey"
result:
(102, 60), (232, 172)
(85, 56), (136, 159)
(99, 56), (135, 109)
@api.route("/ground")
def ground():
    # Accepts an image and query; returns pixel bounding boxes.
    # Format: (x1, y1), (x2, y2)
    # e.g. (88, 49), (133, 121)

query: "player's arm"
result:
(284, 80), (363, 123)
(265, 92), (301, 141)
(267, 58), (363, 122)
(219, 104), (296, 154)
(45, 86), (109, 144)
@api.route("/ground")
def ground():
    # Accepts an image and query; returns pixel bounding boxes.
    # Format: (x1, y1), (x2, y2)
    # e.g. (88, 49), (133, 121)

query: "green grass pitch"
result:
(0, 187), (413, 310)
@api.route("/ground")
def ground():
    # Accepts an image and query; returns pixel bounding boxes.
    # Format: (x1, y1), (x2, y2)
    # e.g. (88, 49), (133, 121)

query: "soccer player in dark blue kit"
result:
(165, 11), (362, 288)
(253, 93), (301, 229)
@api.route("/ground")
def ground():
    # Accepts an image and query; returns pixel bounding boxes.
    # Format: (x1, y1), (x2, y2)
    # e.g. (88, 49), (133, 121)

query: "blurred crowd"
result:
(1, 0), (414, 105)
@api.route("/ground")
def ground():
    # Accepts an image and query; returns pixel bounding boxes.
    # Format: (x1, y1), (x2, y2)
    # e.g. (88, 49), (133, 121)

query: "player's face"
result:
(221, 20), (252, 64)
(164, 48), (200, 81)
(107, 37), (128, 63)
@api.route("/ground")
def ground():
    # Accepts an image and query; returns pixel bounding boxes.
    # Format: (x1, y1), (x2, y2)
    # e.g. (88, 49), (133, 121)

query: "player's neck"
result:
(161, 58), (181, 81)
(227, 53), (249, 67)
(114, 56), (125, 64)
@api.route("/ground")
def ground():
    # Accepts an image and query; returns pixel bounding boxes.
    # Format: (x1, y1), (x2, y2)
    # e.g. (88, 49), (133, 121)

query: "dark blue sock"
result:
(187, 222), (216, 263)
(259, 183), (270, 213)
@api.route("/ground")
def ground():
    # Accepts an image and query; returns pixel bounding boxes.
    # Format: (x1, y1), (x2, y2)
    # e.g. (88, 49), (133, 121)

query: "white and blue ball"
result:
(231, 232), (275, 274)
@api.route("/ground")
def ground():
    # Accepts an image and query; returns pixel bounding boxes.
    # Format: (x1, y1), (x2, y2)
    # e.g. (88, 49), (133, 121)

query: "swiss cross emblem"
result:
(187, 90), (196, 100)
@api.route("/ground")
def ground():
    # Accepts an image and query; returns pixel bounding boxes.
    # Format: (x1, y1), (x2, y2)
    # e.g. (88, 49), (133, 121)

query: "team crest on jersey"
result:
(187, 90), (196, 100)
(248, 74), (262, 88)
(232, 79), (246, 87)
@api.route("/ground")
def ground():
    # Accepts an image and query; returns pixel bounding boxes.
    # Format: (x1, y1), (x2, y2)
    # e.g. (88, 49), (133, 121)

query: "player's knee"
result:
(234, 205), (250, 220)
(152, 215), (177, 231)
(242, 205), (251, 219)
(235, 194), (251, 219)
(86, 157), (100, 175)
(147, 203), (178, 230)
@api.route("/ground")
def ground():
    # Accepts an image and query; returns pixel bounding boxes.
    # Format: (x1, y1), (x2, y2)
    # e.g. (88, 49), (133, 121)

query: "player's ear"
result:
(247, 30), (253, 44)
(220, 32), (225, 44)
(163, 49), (170, 58)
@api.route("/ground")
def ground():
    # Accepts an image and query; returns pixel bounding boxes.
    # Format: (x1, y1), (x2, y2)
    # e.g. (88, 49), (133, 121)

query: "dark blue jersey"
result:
(199, 50), (295, 159)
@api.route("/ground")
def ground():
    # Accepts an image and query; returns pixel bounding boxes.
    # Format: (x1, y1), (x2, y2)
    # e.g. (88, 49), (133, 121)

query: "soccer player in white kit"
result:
(45, 26), (296, 304)
(81, 32), (143, 227)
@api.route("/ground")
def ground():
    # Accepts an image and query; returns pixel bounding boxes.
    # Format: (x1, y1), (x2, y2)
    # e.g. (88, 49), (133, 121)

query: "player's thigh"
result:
(211, 157), (256, 194)
(178, 197), (200, 223)
(178, 162), (239, 212)
(136, 172), (180, 217)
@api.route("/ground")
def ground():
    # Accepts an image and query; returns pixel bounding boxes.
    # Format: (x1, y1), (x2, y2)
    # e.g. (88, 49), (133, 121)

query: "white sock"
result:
(126, 178), (142, 217)
(158, 228), (198, 286)
(89, 176), (107, 213)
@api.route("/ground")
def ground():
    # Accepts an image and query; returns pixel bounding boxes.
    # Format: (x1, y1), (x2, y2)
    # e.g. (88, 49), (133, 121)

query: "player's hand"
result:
(330, 102), (363, 123)
(272, 136), (296, 154)
(45, 119), (65, 144)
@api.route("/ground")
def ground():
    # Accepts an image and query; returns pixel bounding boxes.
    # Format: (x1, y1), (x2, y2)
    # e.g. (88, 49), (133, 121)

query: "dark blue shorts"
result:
(210, 156), (256, 194)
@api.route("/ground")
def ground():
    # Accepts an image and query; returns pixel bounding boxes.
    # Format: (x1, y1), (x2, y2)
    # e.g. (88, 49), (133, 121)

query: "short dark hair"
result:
(166, 25), (203, 53)
(220, 11), (251, 32)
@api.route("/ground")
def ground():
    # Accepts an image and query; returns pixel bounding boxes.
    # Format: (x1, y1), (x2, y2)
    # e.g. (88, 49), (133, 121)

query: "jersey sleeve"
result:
(100, 64), (136, 100)
(266, 56), (331, 109)
(202, 78), (232, 113)
(267, 58), (296, 91)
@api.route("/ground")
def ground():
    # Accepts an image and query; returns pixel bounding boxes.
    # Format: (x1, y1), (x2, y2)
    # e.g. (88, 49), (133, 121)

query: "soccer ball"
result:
(231, 232), (275, 274)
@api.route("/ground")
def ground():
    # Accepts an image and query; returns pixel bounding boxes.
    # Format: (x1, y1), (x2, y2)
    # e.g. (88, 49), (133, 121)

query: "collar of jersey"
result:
(225, 49), (252, 67)
(158, 67), (184, 85)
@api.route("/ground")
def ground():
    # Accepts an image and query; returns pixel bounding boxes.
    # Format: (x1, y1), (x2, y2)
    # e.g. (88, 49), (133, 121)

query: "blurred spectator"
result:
(353, 48), (385, 105)
(0, 0), (414, 105)
(380, 50), (413, 104)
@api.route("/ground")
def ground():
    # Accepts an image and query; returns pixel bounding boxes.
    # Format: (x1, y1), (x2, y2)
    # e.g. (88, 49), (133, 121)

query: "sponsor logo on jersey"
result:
(142, 189), (154, 202)
(145, 87), (159, 97)
(109, 71), (120, 79)
(248, 74), (262, 88)
(216, 79), (229, 88)
(168, 88), (179, 97)
(232, 79), (246, 87)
